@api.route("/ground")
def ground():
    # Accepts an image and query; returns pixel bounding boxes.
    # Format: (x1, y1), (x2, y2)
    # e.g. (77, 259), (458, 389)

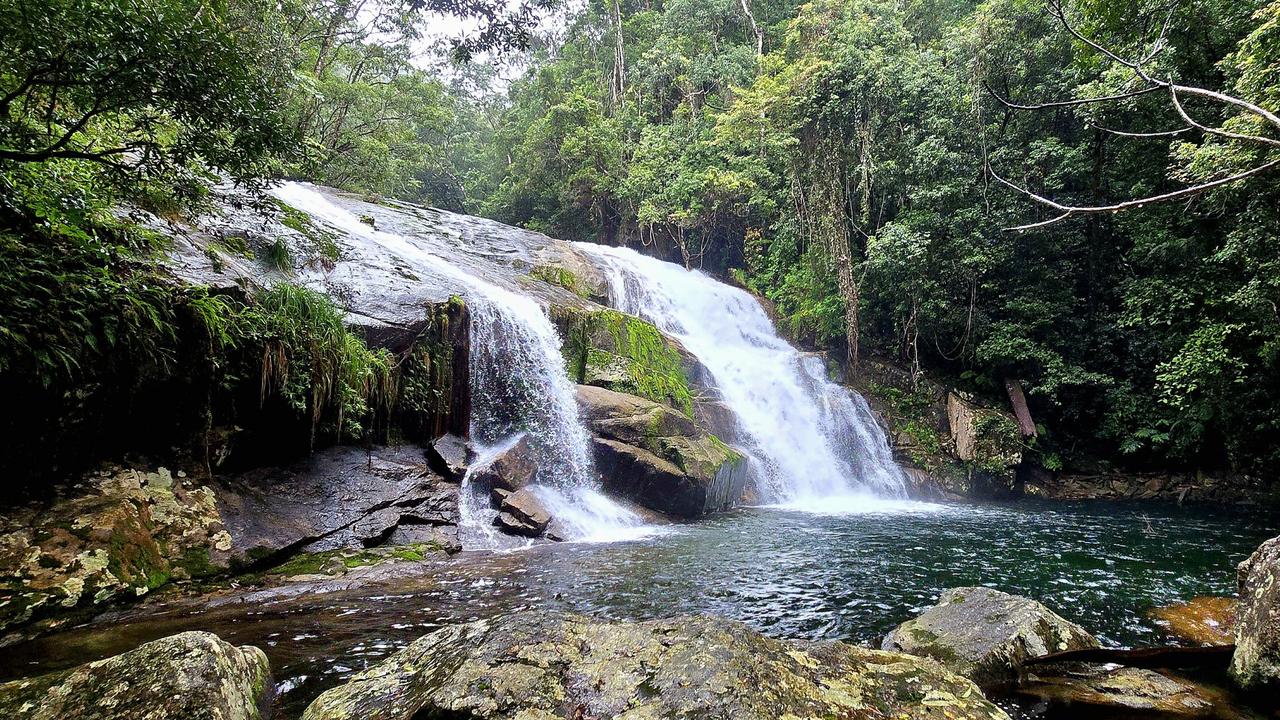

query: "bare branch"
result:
(1169, 86), (1280, 146)
(1090, 123), (1190, 138)
(990, 158), (1280, 231)
(985, 82), (1161, 111)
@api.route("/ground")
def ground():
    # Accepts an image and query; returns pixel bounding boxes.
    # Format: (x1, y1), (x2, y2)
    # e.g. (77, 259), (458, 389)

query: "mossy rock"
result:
(302, 611), (1010, 720)
(0, 631), (271, 720)
(551, 305), (694, 416)
(882, 587), (1098, 691)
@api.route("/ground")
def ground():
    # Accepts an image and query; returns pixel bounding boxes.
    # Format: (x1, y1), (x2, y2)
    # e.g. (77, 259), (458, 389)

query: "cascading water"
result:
(576, 243), (909, 508)
(271, 183), (645, 547)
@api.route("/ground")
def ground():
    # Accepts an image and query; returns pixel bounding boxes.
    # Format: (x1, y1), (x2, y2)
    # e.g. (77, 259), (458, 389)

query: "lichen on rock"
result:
(1232, 534), (1280, 690)
(882, 586), (1098, 691)
(0, 631), (271, 720)
(302, 611), (1010, 720)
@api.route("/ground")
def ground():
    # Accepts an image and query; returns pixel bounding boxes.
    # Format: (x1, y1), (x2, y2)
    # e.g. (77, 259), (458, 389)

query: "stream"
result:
(3, 498), (1273, 718)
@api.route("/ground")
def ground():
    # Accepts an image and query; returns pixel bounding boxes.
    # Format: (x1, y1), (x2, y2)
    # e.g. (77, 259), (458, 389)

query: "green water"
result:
(2, 499), (1274, 717)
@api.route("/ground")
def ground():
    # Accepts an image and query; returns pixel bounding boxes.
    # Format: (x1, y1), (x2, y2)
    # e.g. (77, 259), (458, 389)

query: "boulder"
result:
(0, 631), (271, 720)
(424, 434), (469, 482)
(0, 466), (230, 634)
(1232, 534), (1280, 690)
(493, 489), (552, 537)
(470, 435), (538, 493)
(302, 611), (1010, 720)
(216, 446), (458, 563)
(882, 587), (1098, 690)
(1016, 665), (1235, 719)
(576, 385), (747, 517)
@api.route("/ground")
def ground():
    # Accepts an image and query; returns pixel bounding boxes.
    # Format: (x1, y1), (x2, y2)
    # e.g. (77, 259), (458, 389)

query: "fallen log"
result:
(1024, 644), (1234, 670)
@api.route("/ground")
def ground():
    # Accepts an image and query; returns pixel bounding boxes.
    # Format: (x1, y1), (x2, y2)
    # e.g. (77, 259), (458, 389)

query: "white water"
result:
(271, 183), (645, 547)
(576, 244), (909, 506)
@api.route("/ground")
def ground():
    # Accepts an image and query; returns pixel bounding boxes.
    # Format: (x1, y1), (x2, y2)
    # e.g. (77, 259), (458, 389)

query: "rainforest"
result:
(1, 0), (1279, 719)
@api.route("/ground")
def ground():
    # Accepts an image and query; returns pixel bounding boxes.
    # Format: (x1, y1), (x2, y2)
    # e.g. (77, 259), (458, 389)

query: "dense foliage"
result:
(451, 0), (1280, 475)
(2, 0), (1278, 479)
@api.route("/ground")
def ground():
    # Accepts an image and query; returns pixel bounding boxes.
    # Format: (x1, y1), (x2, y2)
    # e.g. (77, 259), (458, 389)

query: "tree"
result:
(989, 0), (1280, 229)
(0, 0), (298, 182)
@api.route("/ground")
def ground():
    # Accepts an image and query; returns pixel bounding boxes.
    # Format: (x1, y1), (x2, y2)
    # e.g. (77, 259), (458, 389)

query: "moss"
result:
(277, 200), (342, 262)
(530, 265), (590, 299)
(104, 511), (169, 591)
(176, 546), (217, 579)
(556, 307), (694, 416)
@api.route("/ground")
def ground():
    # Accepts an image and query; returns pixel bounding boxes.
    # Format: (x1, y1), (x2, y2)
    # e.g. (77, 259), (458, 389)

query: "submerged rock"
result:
(576, 385), (746, 517)
(1017, 665), (1242, 719)
(302, 611), (1010, 720)
(1150, 596), (1236, 646)
(0, 631), (271, 720)
(882, 586), (1098, 690)
(1232, 534), (1280, 690)
(493, 489), (552, 537)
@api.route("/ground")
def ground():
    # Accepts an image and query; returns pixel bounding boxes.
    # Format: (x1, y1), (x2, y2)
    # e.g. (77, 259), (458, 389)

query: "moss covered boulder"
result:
(0, 466), (230, 635)
(576, 385), (746, 517)
(552, 305), (696, 415)
(882, 587), (1098, 691)
(0, 631), (271, 720)
(302, 610), (1010, 720)
(1232, 534), (1280, 690)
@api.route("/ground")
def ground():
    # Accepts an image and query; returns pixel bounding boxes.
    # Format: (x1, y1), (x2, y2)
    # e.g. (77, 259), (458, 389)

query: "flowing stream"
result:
(272, 184), (645, 546)
(577, 244), (908, 506)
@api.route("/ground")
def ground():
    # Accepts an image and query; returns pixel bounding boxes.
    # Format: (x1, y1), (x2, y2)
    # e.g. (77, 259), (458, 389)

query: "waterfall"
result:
(576, 243), (908, 506)
(271, 183), (646, 547)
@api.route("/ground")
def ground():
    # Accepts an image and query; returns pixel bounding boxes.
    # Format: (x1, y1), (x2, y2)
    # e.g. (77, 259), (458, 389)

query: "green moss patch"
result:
(555, 306), (694, 416)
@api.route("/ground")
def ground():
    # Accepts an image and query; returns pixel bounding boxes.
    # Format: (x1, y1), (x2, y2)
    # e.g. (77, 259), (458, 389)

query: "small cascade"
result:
(576, 243), (908, 506)
(272, 183), (644, 547)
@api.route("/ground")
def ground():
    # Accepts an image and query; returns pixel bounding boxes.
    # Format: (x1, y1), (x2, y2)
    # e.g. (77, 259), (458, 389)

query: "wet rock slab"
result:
(1150, 596), (1237, 646)
(882, 586), (1098, 690)
(0, 631), (270, 720)
(1017, 665), (1256, 719)
(215, 446), (459, 561)
(302, 610), (1011, 720)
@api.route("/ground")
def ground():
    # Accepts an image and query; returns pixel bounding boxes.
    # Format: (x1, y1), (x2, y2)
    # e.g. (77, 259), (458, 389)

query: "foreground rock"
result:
(0, 631), (271, 720)
(577, 385), (746, 517)
(1017, 665), (1243, 719)
(303, 611), (1009, 720)
(1232, 534), (1280, 690)
(217, 446), (460, 561)
(882, 587), (1098, 690)
(0, 466), (230, 634)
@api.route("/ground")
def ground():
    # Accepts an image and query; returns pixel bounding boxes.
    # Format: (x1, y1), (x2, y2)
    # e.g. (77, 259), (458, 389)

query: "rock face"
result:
(0, 466), (230, 635)
(576, 385), (746, 517)
(1016, 665), (1231, 719)
(882, 587), (1099, 690)
(216, 446), (460, 561)
(1232, 534), (1280, 690)
(493, 489), (552, 537)
(0, 631), (271, 720)
(302, 611), (1010, 720)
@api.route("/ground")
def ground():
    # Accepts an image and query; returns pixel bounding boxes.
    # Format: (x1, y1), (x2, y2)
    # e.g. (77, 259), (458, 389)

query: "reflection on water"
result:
(3, 500), (1274, 718)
